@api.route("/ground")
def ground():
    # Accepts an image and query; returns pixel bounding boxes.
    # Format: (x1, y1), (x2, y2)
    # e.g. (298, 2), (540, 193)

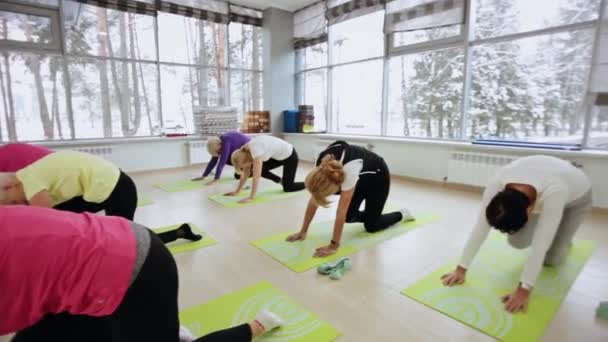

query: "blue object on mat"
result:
(473, 139), (582, 151)
(284, 110), (300, 133)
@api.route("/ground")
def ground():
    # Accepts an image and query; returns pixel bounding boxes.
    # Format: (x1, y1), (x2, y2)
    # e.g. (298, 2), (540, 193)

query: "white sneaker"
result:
(400, 208), (416, 222)
(179, 326), (196, 342)
(255, 310), (284, 332)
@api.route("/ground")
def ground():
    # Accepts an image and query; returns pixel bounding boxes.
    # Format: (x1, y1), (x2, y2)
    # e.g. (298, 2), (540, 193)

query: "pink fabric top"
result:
(0, 206), (136, 335)
(0, 143), (52, 172)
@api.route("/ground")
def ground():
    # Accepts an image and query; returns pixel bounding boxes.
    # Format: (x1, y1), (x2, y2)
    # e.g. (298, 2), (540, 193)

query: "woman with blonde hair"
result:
(192, 131), (250, 185)
(0, 150), (200, 244)
(286, 141), (414, 257)
(226, 135), (305, 204)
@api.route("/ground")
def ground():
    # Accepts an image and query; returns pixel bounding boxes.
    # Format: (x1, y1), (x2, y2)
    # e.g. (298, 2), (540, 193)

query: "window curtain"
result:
(71, 0), (156, 16)
(326, 0), (389, 26)
(384, 0), (466, 34)
(157, 0), (229, 24)
(294, 1), (327, 49)
(229, 4), (263, 27)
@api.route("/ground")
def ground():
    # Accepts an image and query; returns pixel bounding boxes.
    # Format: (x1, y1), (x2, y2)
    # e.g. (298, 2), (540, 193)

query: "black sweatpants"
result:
(261, 149), (305, 192)
(345, 161), (402, 233)
(13, 230), (253, 342)
(54, 171), (138, 220)
(52, 171), (177, 244)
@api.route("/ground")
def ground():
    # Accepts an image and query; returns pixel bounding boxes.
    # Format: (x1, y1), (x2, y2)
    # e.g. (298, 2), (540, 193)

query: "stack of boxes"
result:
(241, 111), (271, 133)
(193, 106), (239, 137)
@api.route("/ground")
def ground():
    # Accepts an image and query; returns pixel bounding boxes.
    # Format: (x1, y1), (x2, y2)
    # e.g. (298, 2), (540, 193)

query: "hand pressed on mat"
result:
(441, 265), (467, 286)
(286, 231), (307, 242)
(502, 286), (530, 314)
(314, 243), (339, 258)
(224, 190), (239, 196)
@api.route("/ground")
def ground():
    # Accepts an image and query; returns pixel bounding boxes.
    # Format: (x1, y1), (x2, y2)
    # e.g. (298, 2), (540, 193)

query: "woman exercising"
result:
(1, 205), (283, 342)
(192, 131), (250, 185)
(286, 141), (414, 257)
(0, 143), (52, 172)
(226, 136), (305, 204)
(441, 155), (592, 314)
(0, 150), (200, 244)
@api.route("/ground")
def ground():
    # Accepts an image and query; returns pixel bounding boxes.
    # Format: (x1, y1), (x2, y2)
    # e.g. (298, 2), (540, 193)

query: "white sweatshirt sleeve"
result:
(458, 178), (503, 268)
(520, 188), (568, 286)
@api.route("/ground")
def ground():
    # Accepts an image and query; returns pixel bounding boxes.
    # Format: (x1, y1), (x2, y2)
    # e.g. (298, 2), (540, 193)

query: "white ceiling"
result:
(228, 0), (319, 12)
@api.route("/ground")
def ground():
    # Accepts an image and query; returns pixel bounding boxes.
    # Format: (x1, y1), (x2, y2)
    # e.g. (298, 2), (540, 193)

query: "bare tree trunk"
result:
(198, 21), (208, 106)
(240, 25), (247, 113)
(133, 20), (153, 133)
(51, 70), (63, 139)
(24, 22), (54, 139)
(1, 19), (17, 141)
(128, 13), (142, 134)
(400, 57), (409, 136)
(118, 13), (131, 135)
(213, 25), (226, 105)
(0, 60), (8, 141)
(184, 19), (197, 107)
(251, 27), (261, 109)
(97, 7), (113, 137)
(61, 58), (76, 139)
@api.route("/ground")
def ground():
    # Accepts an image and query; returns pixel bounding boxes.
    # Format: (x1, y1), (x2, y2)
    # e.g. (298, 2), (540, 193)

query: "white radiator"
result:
(315, 139), (373, 159)
(187, 140), (209, 165)
(73, 145), (114, 158)
(447, 151), (517, 187)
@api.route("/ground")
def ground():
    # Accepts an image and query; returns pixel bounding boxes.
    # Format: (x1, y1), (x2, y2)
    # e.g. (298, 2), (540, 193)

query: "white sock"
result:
(179, 326), (196, 342)
(255, 310), (284, 332)
(400, 208), (415, 222)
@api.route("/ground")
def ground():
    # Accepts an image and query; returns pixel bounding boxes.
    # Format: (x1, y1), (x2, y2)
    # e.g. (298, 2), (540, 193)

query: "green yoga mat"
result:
(208, 187), (305, 208)
(401, 233), (596, 342)
(152, 223), (217, 254)
(179, 281), (340, 341)
(155, 177), (235, 193)
(252, 215), (438, 273)
(137, 196), (155, 207)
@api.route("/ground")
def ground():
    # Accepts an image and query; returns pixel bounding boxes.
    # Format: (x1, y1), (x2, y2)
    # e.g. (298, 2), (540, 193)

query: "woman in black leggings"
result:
(226, 136), (305, 204)
(286, 141), (415, 257)
(0, 150), (200, 244)
(3, 206), (283, 342)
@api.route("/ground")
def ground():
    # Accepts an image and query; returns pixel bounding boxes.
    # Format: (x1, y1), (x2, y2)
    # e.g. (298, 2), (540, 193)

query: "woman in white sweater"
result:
(441, 155), (592, 314)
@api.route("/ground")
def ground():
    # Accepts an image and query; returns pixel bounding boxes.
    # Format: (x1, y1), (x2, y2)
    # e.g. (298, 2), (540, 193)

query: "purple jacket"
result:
(203, 132), (250, 179)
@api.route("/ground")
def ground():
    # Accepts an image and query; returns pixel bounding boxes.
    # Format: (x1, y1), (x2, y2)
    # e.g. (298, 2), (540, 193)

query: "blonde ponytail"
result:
(305, 155), (345, 207)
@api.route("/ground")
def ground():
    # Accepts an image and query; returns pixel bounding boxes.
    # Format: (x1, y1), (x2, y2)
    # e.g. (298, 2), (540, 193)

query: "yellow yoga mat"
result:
(401, 233), (596, 342)
(137, 196), (154, 207)
(155, 177), (235, 193)
(208, 187), (305, 208)
(152, 223), (217, 254)
(179, 281), (340, 341)
(252, 215), (439, 272)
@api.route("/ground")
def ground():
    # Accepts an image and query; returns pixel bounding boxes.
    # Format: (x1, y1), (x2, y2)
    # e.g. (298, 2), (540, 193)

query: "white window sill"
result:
(282, 133), (608, 159)
(34, 133), (271, 148)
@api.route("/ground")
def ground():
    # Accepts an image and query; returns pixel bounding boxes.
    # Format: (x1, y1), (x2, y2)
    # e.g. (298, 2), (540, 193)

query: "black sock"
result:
(177, 223), (202, 241)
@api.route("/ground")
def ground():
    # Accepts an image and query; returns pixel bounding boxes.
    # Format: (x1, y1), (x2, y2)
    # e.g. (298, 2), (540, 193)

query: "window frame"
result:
(295, 0), (608, 149)
(0, 1), (63, 54)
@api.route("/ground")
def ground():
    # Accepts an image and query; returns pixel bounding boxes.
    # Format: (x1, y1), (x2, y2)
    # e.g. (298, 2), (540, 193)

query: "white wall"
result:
(284, 133), (608, 209)
(263, 8), (295, 135)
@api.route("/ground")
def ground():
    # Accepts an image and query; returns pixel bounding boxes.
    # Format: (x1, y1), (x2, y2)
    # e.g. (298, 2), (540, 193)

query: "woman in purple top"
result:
(193, 132), (250, 185)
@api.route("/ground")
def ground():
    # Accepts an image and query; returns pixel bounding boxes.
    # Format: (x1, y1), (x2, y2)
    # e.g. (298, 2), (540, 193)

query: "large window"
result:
(298, 69), (327, 131)
(0, 0), (263, 142)
(296, 0), (607, 149)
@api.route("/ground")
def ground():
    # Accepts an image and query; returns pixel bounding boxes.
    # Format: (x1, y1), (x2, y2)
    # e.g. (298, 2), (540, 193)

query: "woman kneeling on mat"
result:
(0, 150), (200, 244)
(226, 136), (305, 204)
(441, 155), (592, 314)
(1, 206), (283, 342)
(192, 131), (250, 185)
(286, 141), (415, 257)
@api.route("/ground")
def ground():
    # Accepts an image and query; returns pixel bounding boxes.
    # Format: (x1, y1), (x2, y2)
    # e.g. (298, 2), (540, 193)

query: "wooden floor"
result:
(3, 163), (608, 341)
